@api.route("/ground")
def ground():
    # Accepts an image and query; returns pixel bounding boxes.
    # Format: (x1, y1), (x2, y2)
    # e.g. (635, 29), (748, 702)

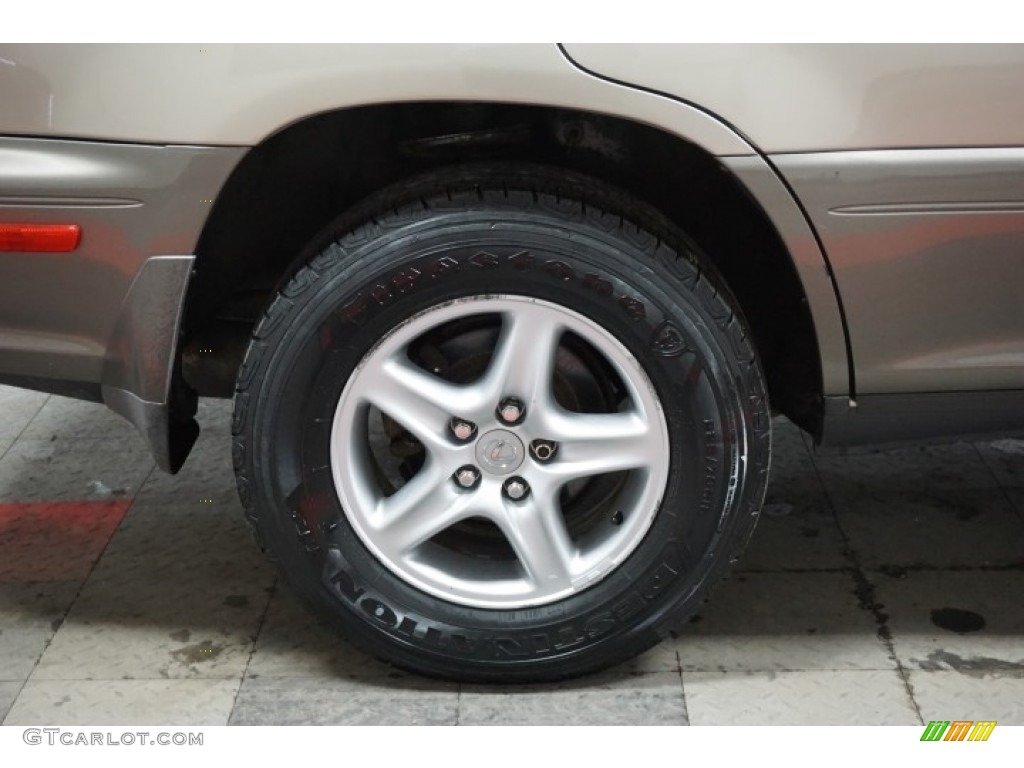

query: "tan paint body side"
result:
(9, 44), (1024, 154)
(569, 44), (1024, 396)
(0, 139), (245, 389)
(0, 43), (853, 397)
(9, 44), (1023, 408)
(564, 44), (1024, 152)
(774, 150), (1024, 394)
(0, 44), (750, 155)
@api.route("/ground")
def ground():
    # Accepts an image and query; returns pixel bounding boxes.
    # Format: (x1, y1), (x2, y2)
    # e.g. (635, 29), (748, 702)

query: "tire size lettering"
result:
(469, 251), (501, 269)
(429, 256), (459, 277)
(544, 260), (575, 281)
(336, 253), (649, 331)
(700, 419), (720, 514)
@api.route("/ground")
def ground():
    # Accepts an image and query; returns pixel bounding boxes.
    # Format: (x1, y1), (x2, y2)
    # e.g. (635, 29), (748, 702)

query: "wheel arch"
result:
(182, 101), (833, 438)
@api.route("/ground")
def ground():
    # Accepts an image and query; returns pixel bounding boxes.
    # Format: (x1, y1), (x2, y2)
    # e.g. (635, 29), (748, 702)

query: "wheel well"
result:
(182, 102), (824, 437)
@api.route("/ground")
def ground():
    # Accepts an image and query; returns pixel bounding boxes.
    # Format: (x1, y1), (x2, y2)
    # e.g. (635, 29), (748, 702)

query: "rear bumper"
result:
(0, 136), (245, 470)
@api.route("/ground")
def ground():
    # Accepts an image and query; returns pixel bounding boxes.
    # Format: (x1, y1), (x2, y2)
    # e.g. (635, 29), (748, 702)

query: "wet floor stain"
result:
(171, 641), (224, 664)
(224, 594), (249, 608)
(914, 649), (1024, 678)
(931, 607), (986, 633)
(169, 628), (191, 643)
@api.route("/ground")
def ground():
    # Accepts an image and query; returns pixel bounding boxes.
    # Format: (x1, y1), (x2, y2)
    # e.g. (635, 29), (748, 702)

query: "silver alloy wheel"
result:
(330, 295), (670, 609)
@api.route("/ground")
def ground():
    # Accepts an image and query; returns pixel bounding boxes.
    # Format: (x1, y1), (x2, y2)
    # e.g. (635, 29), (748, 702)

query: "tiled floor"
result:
(1, 384), (1022, 725)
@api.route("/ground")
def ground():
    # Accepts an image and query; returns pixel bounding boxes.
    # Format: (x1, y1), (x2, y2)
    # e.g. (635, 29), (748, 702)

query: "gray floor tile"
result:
(909, 671), (1024, 724)
(976, 439), (1024, 489)
(3, 678), (239, 726)
(743, 479), (849, 572)
(0, 500), (130, 583)
(756, 416), (848, 561)
(875, 570), (1024, 675)
(0, 438), (153, 502)
(0, 681), (21, 721)
(196, 398), (233, 437)
(815, 442), (1000, 492)
(460, 671), (686, 725)
(30, 497), (274, 681)
(745, 416), (848, 574)
(0, 583), (81, 681)
(133, 430), (239, 507)
(683, 669), (920, 725)
(246, 589), (397, 679)
(0, 630), (55, 682)
(0, 387), (48, 442)
(0, 499), (129, 682)
(829, 486), (1023, 569)
(619, 639), (681, 674)
(767, 417), (814, 480)
(672, 572), (893, 671)
(20, 396), (133, 441)
(229, 675), (458, 725)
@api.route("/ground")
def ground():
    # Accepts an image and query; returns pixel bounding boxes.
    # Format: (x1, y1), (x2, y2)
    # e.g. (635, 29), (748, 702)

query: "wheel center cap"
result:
(475, 429), (525, 476)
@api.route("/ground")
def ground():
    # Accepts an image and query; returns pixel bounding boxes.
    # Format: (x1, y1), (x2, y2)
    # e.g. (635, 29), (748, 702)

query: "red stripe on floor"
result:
(0, 500), (131, 582)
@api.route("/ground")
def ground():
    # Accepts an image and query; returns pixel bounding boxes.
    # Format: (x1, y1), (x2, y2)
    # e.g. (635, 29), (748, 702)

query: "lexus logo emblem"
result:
(475, 429), (525, 475)
(487, 439), (519, 466)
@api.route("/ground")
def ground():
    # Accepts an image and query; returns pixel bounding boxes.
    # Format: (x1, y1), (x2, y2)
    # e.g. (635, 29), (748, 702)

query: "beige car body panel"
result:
(0, 44), (850, 400)
(7, 44), (1024, 152)
(563, 44), (1024, 151)
(773, 149), (1024, 394)
(2, 43), (1023, 463)
(568, 44), (1024, 397)
(0, 44), (751, 154)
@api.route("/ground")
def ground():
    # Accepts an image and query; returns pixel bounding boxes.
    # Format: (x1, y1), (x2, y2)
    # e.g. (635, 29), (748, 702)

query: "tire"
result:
(232, 164), (771, 682)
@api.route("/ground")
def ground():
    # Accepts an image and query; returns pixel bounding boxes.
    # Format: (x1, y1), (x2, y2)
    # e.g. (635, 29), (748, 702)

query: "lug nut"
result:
(497, 397), (524, 425)
(450, 418), (477, 442)
(503, 477), (529, 500)
(454, 466), (481, 489)
(530, 439), (558, 462)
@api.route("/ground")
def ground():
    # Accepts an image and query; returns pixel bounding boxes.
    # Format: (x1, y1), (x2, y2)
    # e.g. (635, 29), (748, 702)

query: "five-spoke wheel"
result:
(331, 296), (670, 608)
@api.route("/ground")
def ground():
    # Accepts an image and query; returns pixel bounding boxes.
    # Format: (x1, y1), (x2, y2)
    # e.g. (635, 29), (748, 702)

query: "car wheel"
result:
(232, 164), (771, 682)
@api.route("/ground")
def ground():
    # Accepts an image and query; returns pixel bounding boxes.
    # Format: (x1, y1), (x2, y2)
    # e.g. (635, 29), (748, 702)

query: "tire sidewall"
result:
(241, 192), (767, 680)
